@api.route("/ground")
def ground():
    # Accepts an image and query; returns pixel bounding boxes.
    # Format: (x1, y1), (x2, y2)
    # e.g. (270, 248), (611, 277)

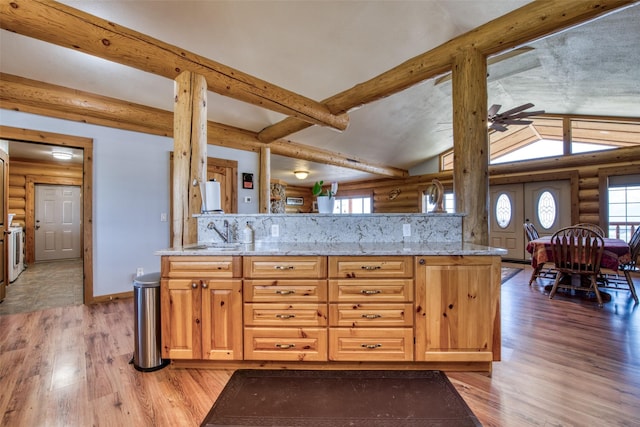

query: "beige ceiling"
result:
(1, 1), (639, 185)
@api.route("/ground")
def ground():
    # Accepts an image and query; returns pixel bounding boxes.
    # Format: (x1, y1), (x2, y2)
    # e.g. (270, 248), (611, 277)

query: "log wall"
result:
(287, 146), (640, 230)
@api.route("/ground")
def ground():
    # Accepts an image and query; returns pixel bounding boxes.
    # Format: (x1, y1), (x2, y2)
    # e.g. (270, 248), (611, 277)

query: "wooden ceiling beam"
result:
(0, 0), (349, 132)
(258, 0), (636, 143)
(0, 73), (406, 178)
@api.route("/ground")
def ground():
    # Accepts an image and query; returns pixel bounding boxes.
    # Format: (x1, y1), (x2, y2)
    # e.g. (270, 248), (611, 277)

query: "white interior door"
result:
(490, 180), (572, 260)
(35, 185), (81, 261)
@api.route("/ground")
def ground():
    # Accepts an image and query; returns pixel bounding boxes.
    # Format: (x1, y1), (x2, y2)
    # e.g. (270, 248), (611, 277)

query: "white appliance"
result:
(8, 226), (25, 282)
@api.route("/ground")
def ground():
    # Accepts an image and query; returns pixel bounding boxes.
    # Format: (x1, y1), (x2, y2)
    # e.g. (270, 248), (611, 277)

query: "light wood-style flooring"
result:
(1, 263), (639, 426)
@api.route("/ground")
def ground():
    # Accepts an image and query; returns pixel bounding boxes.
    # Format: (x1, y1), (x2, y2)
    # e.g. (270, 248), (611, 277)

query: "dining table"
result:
(526, 236), (631, 272)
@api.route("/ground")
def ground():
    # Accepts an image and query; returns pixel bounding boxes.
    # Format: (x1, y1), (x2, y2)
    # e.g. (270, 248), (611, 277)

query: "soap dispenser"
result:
(242, 222), (254, 244)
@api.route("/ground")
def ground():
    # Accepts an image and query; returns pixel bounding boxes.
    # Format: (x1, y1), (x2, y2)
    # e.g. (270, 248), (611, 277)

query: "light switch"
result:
(403, 224), (411, 237)
(271, 224), (279, 237)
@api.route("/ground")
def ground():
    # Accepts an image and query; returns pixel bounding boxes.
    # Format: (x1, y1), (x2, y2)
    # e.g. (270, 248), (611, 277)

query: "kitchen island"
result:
(157, 214), (506, 372)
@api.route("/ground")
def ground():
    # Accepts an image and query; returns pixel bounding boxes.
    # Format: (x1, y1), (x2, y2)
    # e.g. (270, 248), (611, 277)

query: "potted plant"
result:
(312, 180), (338, 213)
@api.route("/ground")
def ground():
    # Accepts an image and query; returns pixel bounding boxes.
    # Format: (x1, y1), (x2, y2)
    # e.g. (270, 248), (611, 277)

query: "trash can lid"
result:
(133, 272), (161, 287)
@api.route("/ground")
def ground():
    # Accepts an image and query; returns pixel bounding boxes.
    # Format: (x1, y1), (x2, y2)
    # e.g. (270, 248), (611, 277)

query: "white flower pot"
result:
(316, 196), (335, 213)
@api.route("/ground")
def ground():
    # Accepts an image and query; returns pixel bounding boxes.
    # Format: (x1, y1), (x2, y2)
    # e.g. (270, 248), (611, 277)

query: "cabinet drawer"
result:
(329, 303), (413, 327)
(244, 280), (327, 302)
(329, 328), (414, 361)
(329, 279), (414, 302)
(162, 256), (242, 278)
(244, 256), (326, 279)
(329, 256), (413, 278)
(244, 303), (328, 326)
(244, 327), (327, 361)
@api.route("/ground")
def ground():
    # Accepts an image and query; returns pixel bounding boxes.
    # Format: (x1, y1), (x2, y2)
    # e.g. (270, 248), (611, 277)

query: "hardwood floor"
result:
(0, 263), (638, 426)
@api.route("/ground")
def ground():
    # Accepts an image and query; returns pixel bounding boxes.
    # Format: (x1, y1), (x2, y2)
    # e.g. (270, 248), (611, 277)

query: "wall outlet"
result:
(136, 267), (144, 277)
(160, 212), (167, 222)
(403, 224), (411, 237)
(271, 224), (279, 237)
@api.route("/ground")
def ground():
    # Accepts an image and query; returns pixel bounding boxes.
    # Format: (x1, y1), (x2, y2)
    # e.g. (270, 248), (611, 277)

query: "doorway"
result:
(34, 184), (82, 261)
(490, 180), (572, 260)
(0, 126), (93, 306)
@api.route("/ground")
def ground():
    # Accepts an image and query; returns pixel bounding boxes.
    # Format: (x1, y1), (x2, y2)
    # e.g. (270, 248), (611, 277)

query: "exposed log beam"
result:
(0, 74), (405, 178)
(269, 139), (408, 178)
(0, 0), (349, 132)
(258, 0), (635, 142)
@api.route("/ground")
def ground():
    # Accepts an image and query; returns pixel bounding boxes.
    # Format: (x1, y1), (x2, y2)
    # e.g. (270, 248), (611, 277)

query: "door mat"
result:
(501, 267), (522, 284)
(201, 369), (481, 427)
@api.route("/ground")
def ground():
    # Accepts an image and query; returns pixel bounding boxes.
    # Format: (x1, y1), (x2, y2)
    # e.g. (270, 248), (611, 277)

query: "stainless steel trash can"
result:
(133, 272), (169, 371)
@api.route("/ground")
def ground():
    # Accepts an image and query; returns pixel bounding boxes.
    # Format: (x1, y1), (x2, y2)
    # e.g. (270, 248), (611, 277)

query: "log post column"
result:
(259, 146), (271, 213)
(173, 71), (207, 247)
(452, 48), (489, 245)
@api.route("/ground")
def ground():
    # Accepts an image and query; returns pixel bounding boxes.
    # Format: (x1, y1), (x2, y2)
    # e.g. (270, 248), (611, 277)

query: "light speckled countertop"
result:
(155, 241), (507, 256)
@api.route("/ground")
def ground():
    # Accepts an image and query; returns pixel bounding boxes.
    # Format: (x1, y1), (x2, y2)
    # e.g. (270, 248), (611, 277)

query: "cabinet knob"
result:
(191, 282), (198, 289)
(201, 282), (208, 289)
(419, 258), (426, 265)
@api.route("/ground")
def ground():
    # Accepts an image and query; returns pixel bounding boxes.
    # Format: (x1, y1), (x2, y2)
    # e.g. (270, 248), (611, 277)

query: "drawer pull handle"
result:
(274, 265), (295, 270)
(275, 343), (295, 349)
(275, 314), (296, 319)
(361, 314), (382, 319)
(275, 289), (296, 295)
(361, 265), (381, 270)
(361, 344), (382, 349)
(360, 289), (382, 295)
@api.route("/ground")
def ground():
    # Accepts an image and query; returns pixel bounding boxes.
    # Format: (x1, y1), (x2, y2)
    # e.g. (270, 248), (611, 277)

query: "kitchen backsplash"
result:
(196, 213), (463, 244)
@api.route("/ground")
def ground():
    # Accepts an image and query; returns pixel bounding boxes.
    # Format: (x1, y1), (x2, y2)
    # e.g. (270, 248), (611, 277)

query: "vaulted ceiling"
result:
(1, 1), (639, 184)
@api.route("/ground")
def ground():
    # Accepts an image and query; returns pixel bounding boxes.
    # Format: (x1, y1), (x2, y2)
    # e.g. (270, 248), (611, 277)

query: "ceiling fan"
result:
(487, 103), (544, 132)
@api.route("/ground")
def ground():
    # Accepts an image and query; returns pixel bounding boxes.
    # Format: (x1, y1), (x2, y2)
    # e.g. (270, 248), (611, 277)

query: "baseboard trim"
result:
(91, 291), (133, 304)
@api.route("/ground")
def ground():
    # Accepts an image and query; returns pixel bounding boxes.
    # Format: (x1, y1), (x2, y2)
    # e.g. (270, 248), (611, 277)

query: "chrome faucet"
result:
(207, 220), (229, 243)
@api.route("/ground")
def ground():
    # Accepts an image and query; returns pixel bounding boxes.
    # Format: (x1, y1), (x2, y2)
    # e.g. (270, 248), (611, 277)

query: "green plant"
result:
(312, 181), (338, 198)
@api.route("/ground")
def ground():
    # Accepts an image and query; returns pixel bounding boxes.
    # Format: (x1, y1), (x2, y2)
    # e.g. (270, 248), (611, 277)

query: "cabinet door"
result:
(161, 278), (201, 359)
(415, 256), (501, 363)
(201, 279), (243, 360)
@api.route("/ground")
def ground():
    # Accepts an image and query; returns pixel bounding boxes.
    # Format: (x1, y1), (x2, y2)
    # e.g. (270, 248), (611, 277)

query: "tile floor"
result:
(0, 258), (83, 315)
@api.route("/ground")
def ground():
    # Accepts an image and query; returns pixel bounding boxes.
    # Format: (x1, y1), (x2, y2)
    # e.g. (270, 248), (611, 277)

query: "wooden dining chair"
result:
(524, 222), (556, 285)
(574, 223), (605, 237)
(599, 227), (639, 303)
(549, 226), (605, 306)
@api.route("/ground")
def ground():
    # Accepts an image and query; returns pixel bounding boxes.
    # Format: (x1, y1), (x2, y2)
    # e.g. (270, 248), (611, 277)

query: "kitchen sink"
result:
(188, 243), (242, 251)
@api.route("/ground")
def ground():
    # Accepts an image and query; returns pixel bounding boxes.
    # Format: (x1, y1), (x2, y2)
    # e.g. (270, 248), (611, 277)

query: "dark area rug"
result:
(201, 369), (481, 427)
(501, 266), (522, 284)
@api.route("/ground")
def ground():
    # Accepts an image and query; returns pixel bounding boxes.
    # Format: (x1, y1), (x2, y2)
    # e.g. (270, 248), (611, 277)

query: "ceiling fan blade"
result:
(499, 103), (535, 117)
(506, 110), (545, 120)
(488, 104), (501, 117)
(489, 122), (509, 132)
(501, 119), (533, 125)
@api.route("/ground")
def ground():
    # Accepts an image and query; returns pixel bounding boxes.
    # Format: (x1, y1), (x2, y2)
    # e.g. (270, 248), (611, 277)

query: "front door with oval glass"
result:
(490, 181), (571, 261)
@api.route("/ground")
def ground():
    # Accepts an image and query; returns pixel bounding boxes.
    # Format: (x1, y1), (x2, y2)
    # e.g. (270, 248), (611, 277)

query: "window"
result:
(334, 196), (372, 214)
(608, 174), (640, 241)
(423, 192), (455, 213)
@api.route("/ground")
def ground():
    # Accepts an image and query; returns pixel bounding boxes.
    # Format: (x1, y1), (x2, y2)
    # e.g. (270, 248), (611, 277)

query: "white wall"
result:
(0, 109), (259, 297)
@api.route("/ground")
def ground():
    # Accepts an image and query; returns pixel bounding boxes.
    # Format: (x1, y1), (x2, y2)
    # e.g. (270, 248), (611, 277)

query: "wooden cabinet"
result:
(161, 253), (500, 371)
(328, 256), (414, 361)
(161, 256), (243, 360)
(414, 255), (501, 363)
(243, 256), (328, 361)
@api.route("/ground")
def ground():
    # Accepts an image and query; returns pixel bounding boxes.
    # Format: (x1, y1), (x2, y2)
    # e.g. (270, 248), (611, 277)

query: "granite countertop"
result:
(155, 241), (507, 256)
